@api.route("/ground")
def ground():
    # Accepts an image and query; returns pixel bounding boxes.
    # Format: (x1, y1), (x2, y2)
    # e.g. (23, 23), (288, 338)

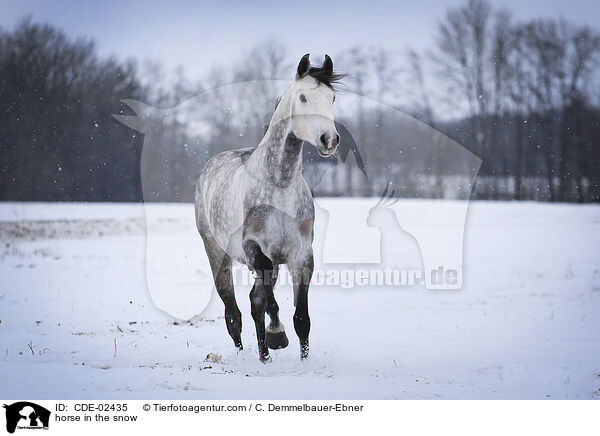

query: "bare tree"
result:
(432, 0), (492, 159)
(517, 19), (600, 201)
(338, 46), (370, 196)
(407, 50), (436, 127)
(2, 7), (600, 203)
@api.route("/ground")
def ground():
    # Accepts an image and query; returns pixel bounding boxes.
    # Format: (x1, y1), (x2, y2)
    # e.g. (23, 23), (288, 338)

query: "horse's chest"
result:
(267, 217), (312, 263)
(243, 203), (313, 264)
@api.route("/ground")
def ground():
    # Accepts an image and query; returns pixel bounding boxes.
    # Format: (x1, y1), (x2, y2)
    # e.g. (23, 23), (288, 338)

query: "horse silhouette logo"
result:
(3, 402), (50, 433)
(114, 79), (481, 319)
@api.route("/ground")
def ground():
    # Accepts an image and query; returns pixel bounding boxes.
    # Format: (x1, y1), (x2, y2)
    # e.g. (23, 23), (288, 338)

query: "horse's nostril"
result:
(320, 134), (327, 146)
(335, 134), (340, 146)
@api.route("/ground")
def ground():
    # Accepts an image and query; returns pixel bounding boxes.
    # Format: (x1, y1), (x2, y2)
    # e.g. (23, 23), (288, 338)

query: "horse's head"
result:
(287, 54), (344, 157)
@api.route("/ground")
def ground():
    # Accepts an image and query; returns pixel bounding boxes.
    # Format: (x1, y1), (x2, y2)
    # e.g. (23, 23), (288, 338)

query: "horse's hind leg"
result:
(243, 239), (274, 362)
(264, 265), (289, 350)
(203, 238), (243, 350)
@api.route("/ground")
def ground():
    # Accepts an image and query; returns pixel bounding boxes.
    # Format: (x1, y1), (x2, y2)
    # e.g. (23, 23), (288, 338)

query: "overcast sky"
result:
(2, 0), (600, 82)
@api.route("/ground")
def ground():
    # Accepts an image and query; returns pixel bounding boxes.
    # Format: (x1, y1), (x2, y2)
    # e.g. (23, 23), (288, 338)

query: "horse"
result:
(194, 54), (344, 362)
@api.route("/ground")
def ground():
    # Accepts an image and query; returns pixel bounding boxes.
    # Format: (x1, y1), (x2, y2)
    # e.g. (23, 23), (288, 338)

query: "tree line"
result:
(1, 0), (599, 203)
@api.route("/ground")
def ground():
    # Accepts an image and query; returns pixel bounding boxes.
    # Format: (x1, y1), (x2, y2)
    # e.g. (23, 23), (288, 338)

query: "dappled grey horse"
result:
(195, 54), (343, 362)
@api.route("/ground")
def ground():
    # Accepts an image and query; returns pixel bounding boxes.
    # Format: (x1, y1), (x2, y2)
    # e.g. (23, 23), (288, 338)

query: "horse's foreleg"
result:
(244, 239), (273, 362)
(289, 252), (314, 360)
(264, 265), (289, 350)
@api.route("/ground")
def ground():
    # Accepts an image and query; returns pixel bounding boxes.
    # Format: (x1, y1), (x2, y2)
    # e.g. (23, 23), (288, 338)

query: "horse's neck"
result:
(246, 91), (304, 187)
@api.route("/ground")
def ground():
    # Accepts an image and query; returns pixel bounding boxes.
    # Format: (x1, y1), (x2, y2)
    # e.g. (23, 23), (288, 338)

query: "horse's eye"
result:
(333, 95), (336, 103)
(299, 94), (307, 103)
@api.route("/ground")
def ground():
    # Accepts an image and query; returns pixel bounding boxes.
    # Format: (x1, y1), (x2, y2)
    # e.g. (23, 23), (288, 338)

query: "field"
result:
(1, 200), (599, 399)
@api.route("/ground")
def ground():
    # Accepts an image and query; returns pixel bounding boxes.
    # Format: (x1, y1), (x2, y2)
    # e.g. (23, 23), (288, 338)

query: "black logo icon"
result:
(3, 402), (50, 434)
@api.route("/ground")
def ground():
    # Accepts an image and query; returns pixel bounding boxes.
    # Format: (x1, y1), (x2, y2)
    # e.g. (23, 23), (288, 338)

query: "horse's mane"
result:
(307, 67), (345, 90)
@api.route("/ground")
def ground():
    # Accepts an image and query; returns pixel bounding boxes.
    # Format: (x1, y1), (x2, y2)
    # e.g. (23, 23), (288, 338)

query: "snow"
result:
(0, 200), (599, 399)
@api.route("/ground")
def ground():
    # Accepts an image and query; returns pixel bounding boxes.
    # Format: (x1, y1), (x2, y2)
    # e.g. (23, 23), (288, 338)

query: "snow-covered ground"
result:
(0, 200), (599, 399)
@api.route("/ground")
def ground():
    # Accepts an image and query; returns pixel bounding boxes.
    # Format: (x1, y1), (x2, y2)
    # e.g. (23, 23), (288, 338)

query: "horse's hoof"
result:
(300, 342), (309, 360)
(259, 353), (272, 363)
(266, 330), (289, 350)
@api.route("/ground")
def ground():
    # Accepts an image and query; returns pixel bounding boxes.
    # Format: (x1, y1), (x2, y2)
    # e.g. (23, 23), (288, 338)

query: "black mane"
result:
(307, 66), (345, 90)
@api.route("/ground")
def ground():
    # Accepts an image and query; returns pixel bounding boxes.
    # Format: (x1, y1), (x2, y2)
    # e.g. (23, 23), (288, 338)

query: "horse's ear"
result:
(296, 53), (310, 79)
(322, 54), (333, 75)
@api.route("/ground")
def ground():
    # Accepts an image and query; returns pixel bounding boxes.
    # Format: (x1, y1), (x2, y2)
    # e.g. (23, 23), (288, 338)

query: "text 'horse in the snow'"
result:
(194, 54), (344, 362)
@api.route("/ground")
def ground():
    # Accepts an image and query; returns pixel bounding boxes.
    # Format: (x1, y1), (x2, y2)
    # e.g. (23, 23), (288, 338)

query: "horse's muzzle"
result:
(320, 132), (340, 149)
(317, 131), (340, 156)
